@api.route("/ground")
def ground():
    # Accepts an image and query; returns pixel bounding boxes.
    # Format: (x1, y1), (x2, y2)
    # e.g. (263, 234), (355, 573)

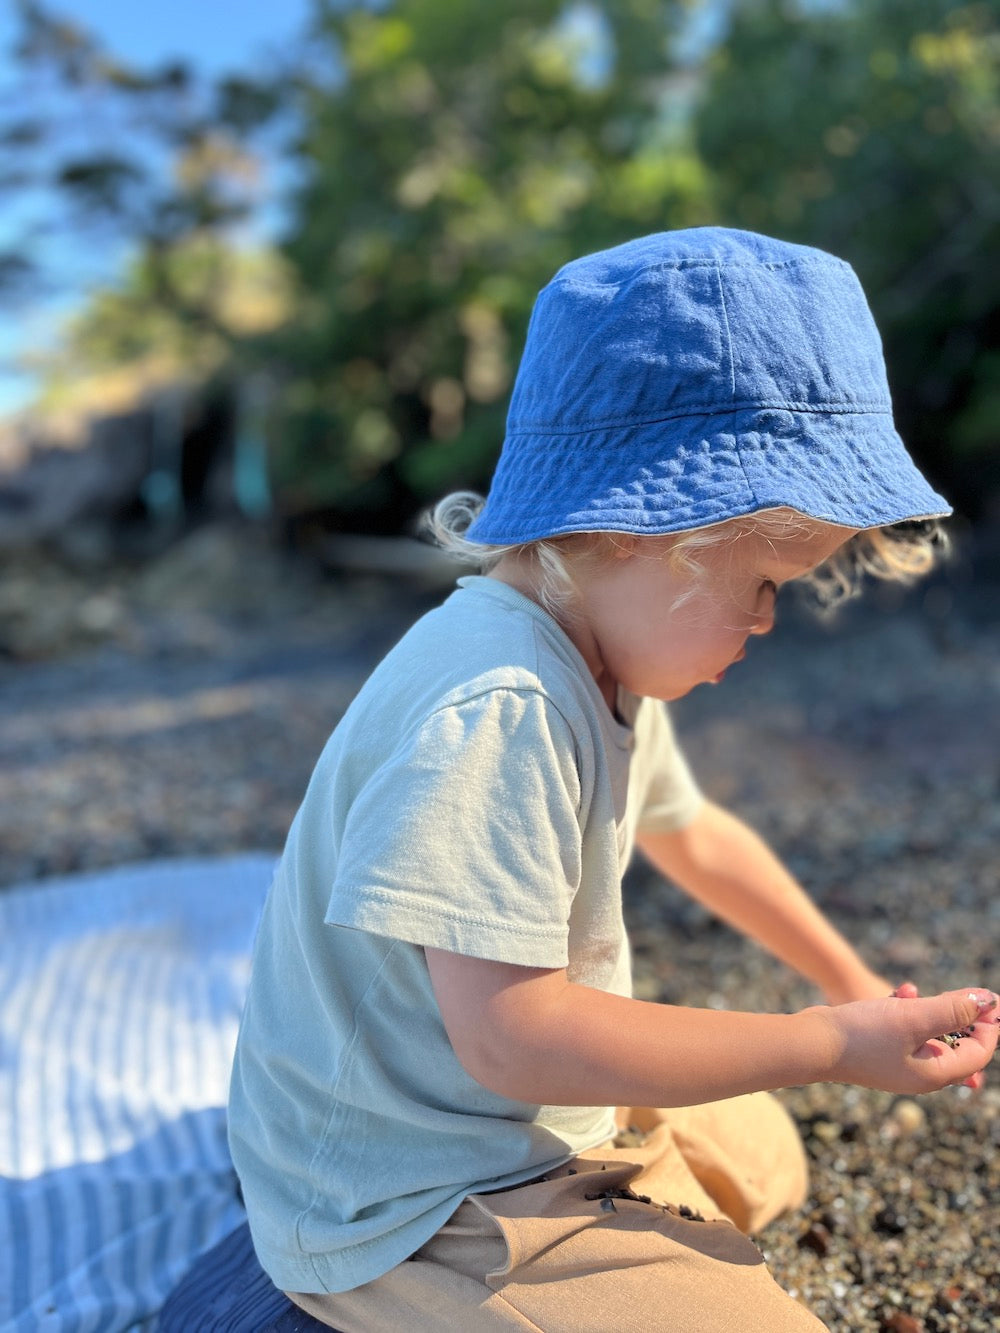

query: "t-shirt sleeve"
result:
(633, 699), (704, 834)
(325, 688), (583, 967)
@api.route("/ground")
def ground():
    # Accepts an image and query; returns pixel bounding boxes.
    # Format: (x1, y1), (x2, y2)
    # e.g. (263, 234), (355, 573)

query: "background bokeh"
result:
(2, 7), (999, 1331)
(2, 0), (999, 540)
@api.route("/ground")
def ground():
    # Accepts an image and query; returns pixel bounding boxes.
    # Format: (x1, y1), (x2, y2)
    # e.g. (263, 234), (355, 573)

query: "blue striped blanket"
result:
(0, 855), (277, 1333)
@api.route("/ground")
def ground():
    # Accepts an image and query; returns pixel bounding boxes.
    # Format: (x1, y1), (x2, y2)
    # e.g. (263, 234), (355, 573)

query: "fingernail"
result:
(967, 991), (999, 1011)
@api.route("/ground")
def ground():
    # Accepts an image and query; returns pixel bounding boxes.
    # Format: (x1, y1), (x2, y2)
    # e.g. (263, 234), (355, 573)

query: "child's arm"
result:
(636, 800), (889, 1004)
(426, 949), (998, 1107)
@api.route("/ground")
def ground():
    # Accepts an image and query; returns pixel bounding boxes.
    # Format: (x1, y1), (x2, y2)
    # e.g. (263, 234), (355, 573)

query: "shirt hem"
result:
(256, 1121), (619, 1294)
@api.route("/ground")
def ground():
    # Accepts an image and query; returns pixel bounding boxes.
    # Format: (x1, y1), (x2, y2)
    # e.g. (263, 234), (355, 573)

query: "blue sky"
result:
(64, 1), (313, 75)
(0, 1), (312, 417)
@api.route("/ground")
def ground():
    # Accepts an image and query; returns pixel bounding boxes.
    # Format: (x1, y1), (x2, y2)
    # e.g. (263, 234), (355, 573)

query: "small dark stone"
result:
(874, 1207), (908, 1236)
(798, 1222), (833, 1257)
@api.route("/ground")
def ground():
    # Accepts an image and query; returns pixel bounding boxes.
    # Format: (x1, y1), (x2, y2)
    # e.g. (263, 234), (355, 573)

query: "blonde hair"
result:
(425, 492), (949, 617)
(663, 508), (949, 615)
(425, 492), (623, 617)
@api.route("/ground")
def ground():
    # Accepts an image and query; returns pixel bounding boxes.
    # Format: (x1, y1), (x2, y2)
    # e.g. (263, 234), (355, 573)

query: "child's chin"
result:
(658, 682), (695, 701)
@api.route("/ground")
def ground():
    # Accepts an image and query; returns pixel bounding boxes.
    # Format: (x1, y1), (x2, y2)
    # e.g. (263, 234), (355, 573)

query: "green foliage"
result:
(10, 0), (1000, 525)
(696, 0), (1000, 507)
(268, 0), (713, 525)
(30, 241), (293, 413)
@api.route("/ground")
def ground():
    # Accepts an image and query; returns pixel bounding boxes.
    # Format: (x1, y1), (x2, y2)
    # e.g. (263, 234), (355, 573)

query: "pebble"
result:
(881, 1313), (924, 1333)
(873, 1207), (908, 1236)
(889, 1100), (927, 1137)
(934, 1285), (962, 1312)
(811, 1119), (841, 1145)
(798, 1223), (833, 1258)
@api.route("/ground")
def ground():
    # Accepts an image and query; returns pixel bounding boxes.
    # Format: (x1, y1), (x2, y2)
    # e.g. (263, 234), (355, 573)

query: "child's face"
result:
(563, 526), (856, 706)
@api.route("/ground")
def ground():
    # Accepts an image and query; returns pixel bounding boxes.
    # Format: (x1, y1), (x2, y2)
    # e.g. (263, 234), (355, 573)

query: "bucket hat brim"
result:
(466, 405), (950, 544)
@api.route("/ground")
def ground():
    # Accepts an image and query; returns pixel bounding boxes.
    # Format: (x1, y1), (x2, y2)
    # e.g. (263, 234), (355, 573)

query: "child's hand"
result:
(891, 981), (984, 1089)
(806, 988), (999, 1095)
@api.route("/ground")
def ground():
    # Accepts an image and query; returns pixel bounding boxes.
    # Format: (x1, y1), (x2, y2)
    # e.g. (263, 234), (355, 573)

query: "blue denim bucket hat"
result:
(466, 228), (950, 543)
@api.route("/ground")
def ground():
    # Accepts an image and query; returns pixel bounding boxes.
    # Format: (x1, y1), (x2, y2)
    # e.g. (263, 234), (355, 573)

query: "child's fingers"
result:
(904, 988), (999, 1042)
(818, 990), (998, 1093)
(905, 990), (999, 1086)
(911, 1031), (996, 1089)
(922, 1031), (997, 1088)
(892, 984), (990, 1088)
(953, 988), (992, 1089)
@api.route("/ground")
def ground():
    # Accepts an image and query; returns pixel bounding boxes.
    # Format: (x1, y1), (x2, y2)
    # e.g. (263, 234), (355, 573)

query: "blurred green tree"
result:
(12, 0), (999, 530)
(268, 0), (713, 529)
(27, 240), (294, 417)
(696, 0), (1000, 515)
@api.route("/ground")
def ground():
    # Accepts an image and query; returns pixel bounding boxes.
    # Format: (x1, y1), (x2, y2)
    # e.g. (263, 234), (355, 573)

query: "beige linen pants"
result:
(288, 1093), (826, 1332)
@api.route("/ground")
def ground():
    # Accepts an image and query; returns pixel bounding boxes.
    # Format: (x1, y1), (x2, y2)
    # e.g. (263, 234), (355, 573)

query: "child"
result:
(228, 228), (998, 1332)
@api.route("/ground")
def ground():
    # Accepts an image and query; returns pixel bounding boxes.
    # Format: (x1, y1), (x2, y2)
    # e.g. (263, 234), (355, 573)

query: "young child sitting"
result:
(227, 227), (998, 1332)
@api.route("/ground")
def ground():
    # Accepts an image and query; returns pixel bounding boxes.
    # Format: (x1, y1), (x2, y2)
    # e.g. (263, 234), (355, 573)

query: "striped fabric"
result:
(157, 1220), (330, 1332)
(0, 855), (277, 1333)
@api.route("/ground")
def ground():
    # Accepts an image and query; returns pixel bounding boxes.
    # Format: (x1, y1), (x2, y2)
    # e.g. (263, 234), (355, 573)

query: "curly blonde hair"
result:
(425, 492), (948, 618)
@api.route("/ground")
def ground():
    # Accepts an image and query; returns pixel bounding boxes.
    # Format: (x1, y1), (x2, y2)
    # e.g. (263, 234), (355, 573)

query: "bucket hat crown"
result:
(466, 227), (949, 543)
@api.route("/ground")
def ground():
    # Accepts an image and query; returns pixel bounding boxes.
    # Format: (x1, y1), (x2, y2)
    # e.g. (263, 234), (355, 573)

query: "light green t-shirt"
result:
(228, 576), (703, 1294)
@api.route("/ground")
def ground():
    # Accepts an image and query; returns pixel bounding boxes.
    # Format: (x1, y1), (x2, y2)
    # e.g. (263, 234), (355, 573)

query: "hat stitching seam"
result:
(714, 259), (738, 403)
(546, 254), (851, 290)
(506, 403), (892, 435)
(715, 259), (758, 512)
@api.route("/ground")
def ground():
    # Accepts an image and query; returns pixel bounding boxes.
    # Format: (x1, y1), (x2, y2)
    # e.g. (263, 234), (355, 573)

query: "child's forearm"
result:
(471, 982), (835, 1108)
(637, 802), (886, 1003)
(427, 946), (832, 1108)
(426, 951), (998, 1107)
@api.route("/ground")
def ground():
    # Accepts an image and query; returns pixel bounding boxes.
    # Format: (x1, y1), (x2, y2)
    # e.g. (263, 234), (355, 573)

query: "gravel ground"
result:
(2, 525), (999, 1332)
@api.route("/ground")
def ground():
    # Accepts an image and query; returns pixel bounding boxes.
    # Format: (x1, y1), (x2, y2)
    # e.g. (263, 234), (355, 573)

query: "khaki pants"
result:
(288, 1093), (826, 1332)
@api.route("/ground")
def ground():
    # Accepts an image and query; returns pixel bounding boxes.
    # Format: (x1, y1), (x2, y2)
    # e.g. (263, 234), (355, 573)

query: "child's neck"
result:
(485, 564), (619, 714)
